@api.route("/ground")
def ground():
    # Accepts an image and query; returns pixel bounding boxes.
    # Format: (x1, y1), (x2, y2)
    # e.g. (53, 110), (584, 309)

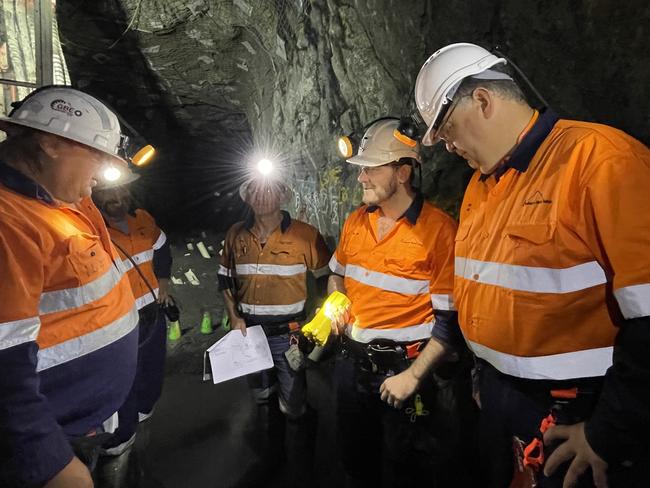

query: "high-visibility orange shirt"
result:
(455, 110), (650, 380)
(108, 209), (166, 310)
(219, 211), (331, 323)
(0, 162), (138, 485)
(330, 194), (457, 343)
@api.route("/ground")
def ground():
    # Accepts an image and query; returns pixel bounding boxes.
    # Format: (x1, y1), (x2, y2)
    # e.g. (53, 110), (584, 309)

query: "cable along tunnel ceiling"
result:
(56, 0), (650, 236)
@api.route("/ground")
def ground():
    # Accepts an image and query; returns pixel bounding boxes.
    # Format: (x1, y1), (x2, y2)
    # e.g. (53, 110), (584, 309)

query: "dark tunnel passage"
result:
(1, 1), (650, 488)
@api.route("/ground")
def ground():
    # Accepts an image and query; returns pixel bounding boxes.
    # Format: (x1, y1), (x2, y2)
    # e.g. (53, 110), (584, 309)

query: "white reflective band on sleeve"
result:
(345, 264), (430, 295)
(467, 340), (613, 380)
(218, 265), (232, 277)
(614, 284), (650, 319)
(122, 249), (155, 272)
(235, 263), (306, 276)
(239, 300), (305, 316)
(152, 230), (167, 251)
(135, 288), (159, 310)
(346, 322), (434, 343)
(102, 411), (120, 434)
(431, 294), (456, 311)
(36, 305), (139, 372)
(0, 317), (41, 350)
(39, 266), (124, 315)
(455, 258), (607, 294)
(312, 265), (330, 279)
(329, 255), (346, 275)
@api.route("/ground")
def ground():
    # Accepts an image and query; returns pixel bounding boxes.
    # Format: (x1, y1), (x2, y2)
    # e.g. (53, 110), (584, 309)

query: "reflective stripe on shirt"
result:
(614, 283), (650, 319)
(239, 300), (305, 316)
(0, 316), (41, 350)
(467, 339), (613, 380)
(121, 249), (154, 272)
(346, 321), (434, 343)
(236, 263), (306, 276)
(345, 264), (429, 295)
(455, 257), (607, 294)
(329, 255), (346, 275)
(430, 294), (455, 311)
(39, 265), (125, 315)
(152, 230), (167, 250)
(134, 288), (158, 310)
(37, 304), (139, 372)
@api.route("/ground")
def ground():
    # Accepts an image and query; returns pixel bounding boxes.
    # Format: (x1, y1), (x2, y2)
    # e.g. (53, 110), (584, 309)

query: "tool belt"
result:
(342, 336), (426, 374)
(244, 312), (306, 337)
(258, 320), (302, 337)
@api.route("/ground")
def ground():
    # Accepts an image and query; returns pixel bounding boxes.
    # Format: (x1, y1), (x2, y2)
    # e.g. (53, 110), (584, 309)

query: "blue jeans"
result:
(247, 333), (307, 419)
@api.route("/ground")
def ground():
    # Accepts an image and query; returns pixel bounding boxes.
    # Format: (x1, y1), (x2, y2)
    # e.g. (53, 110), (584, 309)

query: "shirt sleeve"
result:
(0, 221), (74, 486)
(329, 214), (352, 277)
(218, 225), (238, 291)
(578, 145), (650, 464)
(306, 230), (331, 279)
(427, 216), (462, 346)
(151, 223), (172, 279)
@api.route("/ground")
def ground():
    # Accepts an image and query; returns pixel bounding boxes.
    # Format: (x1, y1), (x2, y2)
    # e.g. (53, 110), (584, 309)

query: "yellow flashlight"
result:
(301, 291), (351, 346)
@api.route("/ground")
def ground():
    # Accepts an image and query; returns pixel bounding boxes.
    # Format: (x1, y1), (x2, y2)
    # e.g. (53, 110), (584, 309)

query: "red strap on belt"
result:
(406, 342), (422, 359)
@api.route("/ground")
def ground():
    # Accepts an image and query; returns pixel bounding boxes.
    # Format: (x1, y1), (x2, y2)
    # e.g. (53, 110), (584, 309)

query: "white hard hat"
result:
(0, 86), (128, 165)
(415, 43), (507, 146)
(347, 119), (421, 167)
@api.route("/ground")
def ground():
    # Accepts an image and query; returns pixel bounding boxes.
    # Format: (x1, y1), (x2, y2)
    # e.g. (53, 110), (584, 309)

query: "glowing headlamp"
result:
(256, 158), (274, 176)
(337, 136), (354, 158)
(132, 144), (156, 167)
(102, 165), (122, 182)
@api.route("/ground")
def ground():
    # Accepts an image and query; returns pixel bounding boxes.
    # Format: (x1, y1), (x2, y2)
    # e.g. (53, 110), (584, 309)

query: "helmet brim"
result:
(0, 117), (129, 167)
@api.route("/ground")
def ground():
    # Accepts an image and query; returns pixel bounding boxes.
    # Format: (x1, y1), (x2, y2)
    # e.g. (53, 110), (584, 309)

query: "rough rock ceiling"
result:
(57, 0), (650, 235)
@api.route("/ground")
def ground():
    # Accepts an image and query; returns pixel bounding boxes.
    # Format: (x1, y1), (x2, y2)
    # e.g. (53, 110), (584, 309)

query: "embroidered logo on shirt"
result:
(524, 191), (552, 206)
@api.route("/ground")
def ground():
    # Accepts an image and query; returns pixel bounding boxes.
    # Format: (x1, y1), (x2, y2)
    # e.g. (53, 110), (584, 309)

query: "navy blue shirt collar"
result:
(480, 108), (560, 182)
(244, 210), (292, 233)
(366, 191), (424, 225)
(0, 161), (55, 204)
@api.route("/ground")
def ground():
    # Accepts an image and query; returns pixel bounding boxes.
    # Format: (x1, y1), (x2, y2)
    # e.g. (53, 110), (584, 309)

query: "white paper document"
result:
(204, 325), (273, 384)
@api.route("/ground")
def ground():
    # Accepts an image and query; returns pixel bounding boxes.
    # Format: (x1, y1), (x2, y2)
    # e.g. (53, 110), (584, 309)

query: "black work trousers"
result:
(334, 353), (475, 488)
(477, 360), (646, 488)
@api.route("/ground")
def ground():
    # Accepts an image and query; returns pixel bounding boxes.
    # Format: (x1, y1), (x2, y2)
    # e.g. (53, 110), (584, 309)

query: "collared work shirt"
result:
(330, 194), (457, 343)
(455, 111), (650, 380)
(0, 162), (138, 486)
(108, 209), (169, 310)
(218, 211), (330, 324)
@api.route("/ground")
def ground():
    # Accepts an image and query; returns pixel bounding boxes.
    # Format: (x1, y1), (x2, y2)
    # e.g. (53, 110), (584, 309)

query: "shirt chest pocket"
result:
(503, 222), (557, 265)
(383, 240), (429, 273)
(270, 245), (302, 266)
(343, 230), (366, 257)
(66, 235), (112, 283)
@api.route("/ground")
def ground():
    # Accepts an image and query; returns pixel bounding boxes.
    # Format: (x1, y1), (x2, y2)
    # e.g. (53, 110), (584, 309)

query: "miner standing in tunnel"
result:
(328, 118), (474, 488)
(217, 164), (331, 486)
(0, 86), (139, 487)
(92, 172), (172, 457)
(414, 42), (650, 487)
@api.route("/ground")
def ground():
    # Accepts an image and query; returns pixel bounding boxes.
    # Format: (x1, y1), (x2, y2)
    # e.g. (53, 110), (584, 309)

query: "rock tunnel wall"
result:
(57, 0), (650, 239)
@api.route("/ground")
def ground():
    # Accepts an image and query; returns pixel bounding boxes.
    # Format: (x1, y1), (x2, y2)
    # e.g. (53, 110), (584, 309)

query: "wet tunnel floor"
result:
(95, 358), (344, 488)
(92, 232), (345, 488)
